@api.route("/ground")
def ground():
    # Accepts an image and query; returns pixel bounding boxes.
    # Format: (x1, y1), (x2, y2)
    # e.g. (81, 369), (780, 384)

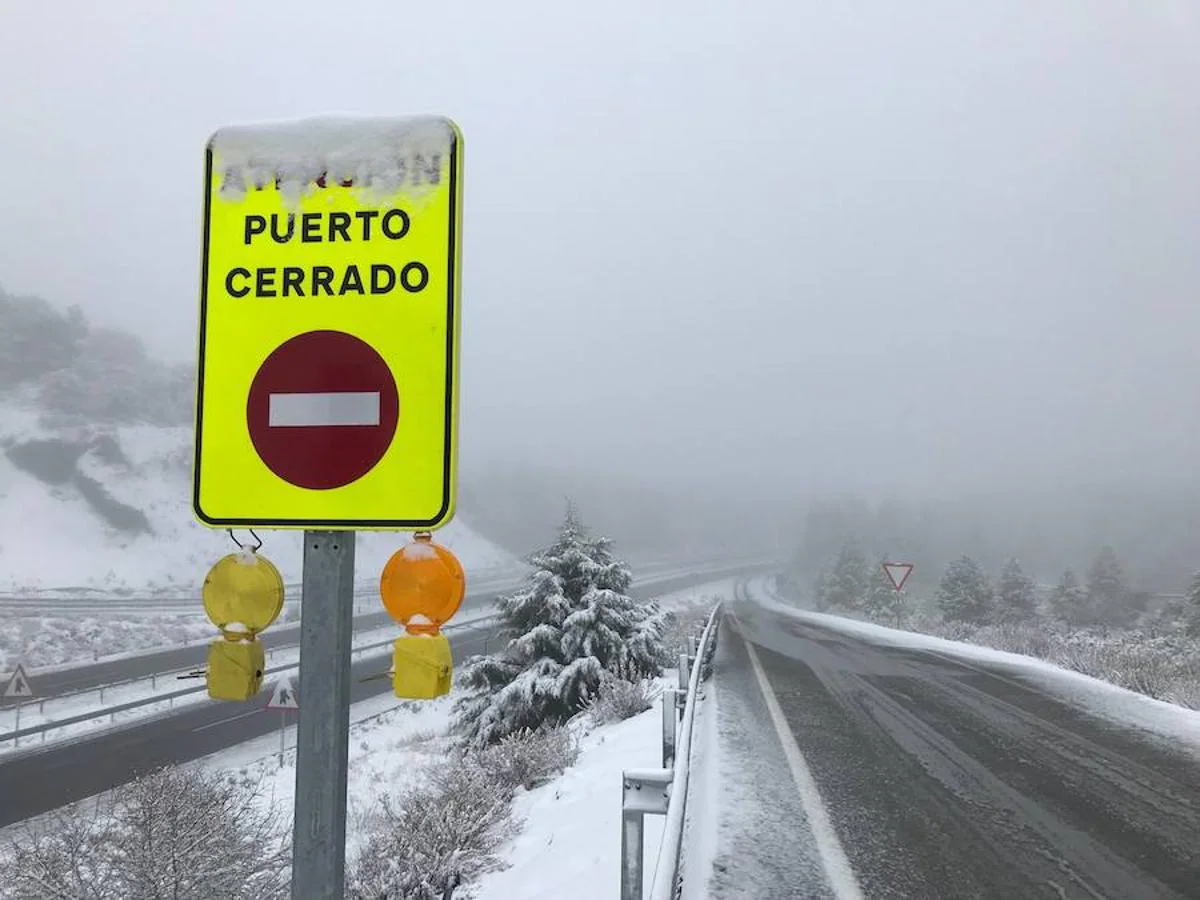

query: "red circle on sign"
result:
(246, 331), (399, 490)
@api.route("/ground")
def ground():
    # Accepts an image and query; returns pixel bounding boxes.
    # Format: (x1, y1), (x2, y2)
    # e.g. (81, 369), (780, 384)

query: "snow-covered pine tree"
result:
(864, 558), (905, 622)
(996, 557), (1036, 623)
(454, 504), (668, 748)
(1084, 546), (1131, 627)
(1047, 569), (1086, 624)
(936, 555), (994, 624)
(819, 540), (869, 611)
(1185, 571), (1200, 636)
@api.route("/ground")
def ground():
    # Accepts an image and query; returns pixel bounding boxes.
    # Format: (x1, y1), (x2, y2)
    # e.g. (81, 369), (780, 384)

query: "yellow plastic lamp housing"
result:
(392, 633), (452, 699)
(206, 638), (266, 701)
(202, 550), (285, 641)
(379, 535), (465, 634)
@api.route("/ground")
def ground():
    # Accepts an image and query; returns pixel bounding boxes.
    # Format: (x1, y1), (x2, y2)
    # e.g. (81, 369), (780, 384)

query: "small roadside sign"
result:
(883, 563), (914, 592)
(3, 664), (33, 699)
(194, 114), (464, 530)
(267, 675), (299, 710)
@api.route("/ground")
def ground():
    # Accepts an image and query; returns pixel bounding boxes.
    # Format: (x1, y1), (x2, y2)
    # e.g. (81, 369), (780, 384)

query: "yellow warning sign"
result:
(194, 115), (463, 530)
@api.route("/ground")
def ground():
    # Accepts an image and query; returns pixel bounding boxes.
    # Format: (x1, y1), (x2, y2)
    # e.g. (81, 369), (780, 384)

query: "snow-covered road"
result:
(682, 580), (1200, 898)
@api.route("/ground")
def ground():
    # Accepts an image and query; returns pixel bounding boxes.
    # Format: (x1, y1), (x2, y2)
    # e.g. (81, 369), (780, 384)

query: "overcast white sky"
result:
(1, 1), (1198, 501)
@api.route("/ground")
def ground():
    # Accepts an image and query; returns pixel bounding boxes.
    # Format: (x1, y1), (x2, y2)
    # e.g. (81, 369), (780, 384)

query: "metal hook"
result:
(227, 529), (264, 552)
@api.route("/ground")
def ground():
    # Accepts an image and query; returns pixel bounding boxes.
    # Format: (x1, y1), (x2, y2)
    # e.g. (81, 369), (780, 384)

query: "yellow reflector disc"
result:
(202, 551), (285, 639)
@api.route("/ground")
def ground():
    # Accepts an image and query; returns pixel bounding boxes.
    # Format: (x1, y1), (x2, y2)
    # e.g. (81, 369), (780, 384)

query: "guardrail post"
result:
(662, 690), (677, 768)
(677, 651), (690, 693)
(620, 807), (643, 900)
(620, 769), (671, 900)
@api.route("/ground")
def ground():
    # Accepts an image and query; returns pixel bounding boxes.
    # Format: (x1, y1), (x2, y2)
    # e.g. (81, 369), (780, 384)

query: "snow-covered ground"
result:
(472, 698), (669, 900)
(196, 680), (675, 898)
(0, 400), (515, 596)
(748, 577), (1200, 754)
(198, 686), (462, 863)
(179, 579), (730, 897)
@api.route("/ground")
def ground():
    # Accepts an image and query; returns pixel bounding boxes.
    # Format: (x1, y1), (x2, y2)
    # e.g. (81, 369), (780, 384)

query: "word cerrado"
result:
(223, 209), (431, 299)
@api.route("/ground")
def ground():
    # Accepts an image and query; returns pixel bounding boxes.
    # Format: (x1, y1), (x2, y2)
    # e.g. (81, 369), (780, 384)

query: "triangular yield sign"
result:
(3, 663), (33, 699)
(882, 563), (914, 592)
(266, 675), (298, 710)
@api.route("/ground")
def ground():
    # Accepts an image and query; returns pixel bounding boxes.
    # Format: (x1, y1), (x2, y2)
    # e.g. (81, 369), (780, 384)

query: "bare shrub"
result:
(587, 677), (658, 725)
(924, 618), (1200, 711)
(662, 597), (719, 652)
(473, 725), (579, 792)
(348, 758), (514, 899)
(348, 726), (579, 898)
(0, 766), (289, 900)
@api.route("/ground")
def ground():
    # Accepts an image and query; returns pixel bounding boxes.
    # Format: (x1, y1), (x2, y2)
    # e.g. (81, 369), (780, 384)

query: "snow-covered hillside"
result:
(0, 401), (515, 594)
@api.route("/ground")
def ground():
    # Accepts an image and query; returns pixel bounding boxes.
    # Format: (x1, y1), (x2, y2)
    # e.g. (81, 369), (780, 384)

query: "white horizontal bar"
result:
(268, 391), (380, 427)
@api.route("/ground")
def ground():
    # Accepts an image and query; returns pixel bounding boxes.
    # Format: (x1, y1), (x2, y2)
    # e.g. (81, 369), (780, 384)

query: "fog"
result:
(2, 2), (1199, 561)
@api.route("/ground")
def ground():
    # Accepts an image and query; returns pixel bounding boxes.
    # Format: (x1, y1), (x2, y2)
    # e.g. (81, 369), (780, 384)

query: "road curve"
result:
(703, 590), (1200, 899)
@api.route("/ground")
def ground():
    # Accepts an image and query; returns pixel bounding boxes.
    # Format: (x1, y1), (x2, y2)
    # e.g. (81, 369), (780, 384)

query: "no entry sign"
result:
(193, 115), (463, 529)
(247, 331), (399, 490)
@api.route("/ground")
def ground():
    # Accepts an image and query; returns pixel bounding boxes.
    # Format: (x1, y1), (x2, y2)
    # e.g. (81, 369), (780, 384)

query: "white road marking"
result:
(191, 709), (259, 733)
(268, 391), (380, 427)
(742, 630), (865, 900)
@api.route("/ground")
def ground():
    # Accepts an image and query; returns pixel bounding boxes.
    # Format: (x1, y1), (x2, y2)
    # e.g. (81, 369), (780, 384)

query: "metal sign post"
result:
(266, 674), (299, 762)
(194, 115), (466, 900)
(5, 663), (34, 748)
(292, 531), (356, 899)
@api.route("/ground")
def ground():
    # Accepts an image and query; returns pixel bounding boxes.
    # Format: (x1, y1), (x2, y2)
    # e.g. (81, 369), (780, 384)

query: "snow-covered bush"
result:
(474, 725), (579, 791)
(0, 766), (289, 900)
(347, 727), (578, 899)
(588, 677), (658, 724)
(454, 505), (670, 747)
(347, 761), (512, 900)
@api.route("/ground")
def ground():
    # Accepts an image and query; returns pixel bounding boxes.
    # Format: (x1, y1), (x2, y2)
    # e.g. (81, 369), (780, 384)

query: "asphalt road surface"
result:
(0, 565), (762, 827)
(711, 592), (1200, 900)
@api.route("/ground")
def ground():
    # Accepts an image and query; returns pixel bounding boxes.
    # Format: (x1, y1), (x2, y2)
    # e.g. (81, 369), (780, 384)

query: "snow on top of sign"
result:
(402, 541), (438, 561)
(209, 114), (456, 205)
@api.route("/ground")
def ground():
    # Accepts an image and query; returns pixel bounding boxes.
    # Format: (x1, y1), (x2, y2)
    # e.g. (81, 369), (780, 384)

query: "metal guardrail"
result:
(3, 560), (759, 751)
(1, 614), (500, 750)
(620, 602), (721, 900)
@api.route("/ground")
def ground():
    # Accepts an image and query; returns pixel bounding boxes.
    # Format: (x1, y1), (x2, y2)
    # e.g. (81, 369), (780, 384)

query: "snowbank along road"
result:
(695, 582), (1200, 899)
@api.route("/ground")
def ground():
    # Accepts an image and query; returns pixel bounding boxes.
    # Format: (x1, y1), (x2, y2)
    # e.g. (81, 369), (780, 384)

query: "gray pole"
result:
(279, 709), (286, 763)
(619, 808), (644, 900)
(292, 530), (356, 899)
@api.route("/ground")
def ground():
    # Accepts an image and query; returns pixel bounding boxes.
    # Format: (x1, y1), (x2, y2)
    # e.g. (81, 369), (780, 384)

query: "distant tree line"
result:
(804, 537), (1196, 631)
(790, 490), (1200, 596)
